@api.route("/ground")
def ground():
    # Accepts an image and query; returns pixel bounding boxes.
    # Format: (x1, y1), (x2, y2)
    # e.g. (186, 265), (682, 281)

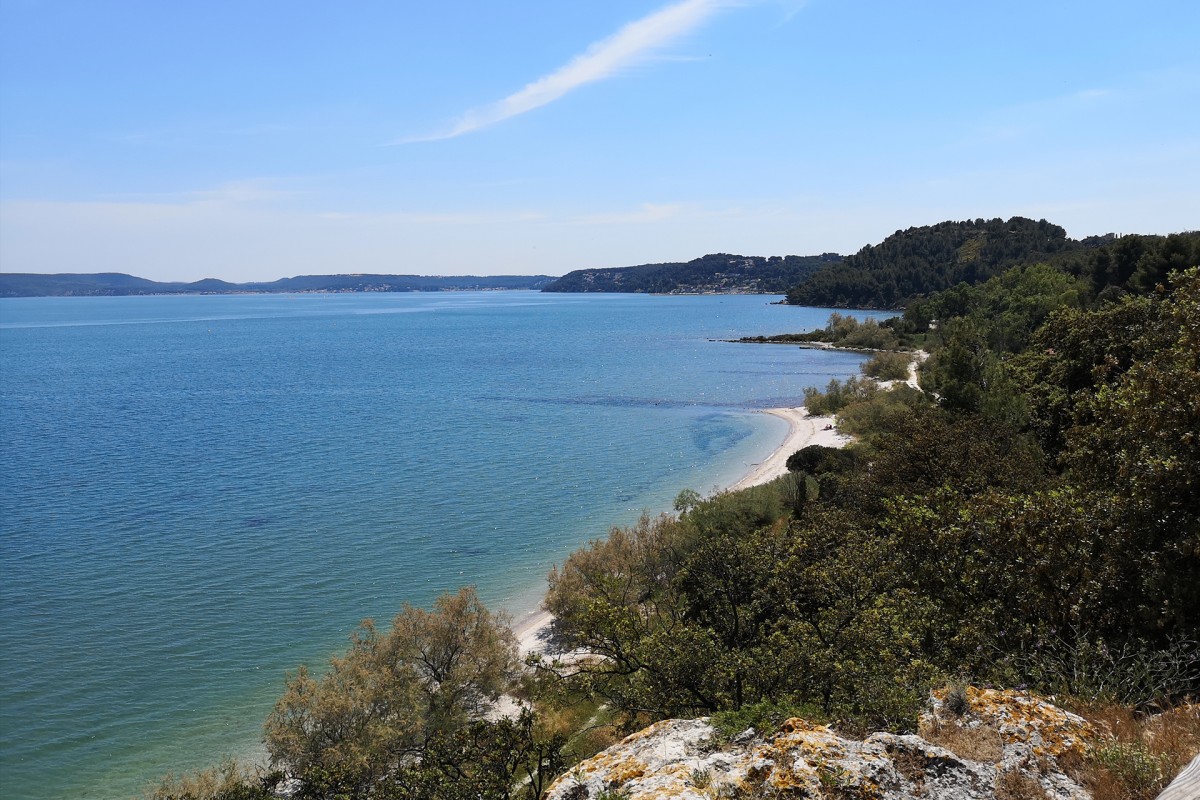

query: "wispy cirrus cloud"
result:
(400, 0), (743, 143)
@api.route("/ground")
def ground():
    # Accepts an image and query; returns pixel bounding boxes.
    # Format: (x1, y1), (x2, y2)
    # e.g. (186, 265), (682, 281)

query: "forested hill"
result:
(785, 217), (1083, 308)
(542, 252), (842, 294)
(0, 272), (556, 298)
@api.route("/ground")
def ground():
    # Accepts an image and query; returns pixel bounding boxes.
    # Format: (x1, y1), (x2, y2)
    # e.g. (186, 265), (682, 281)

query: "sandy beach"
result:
(727, 407), (850, 491)
(515, 405), (850, 656)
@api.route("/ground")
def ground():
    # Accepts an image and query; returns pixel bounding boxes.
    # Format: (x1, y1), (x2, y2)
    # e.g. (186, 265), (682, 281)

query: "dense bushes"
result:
(860, 350), (911, 381)
(785, 217), (1078, 308)
(545, 267), (1200, 737)
(264, 587), (518, 777)
(151, 589), (570, 799)
(802, 375), (878, 415)
(737, 311), (909, 350)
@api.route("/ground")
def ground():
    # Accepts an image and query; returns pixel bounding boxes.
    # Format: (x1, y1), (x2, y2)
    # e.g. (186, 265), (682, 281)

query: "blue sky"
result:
(1, 0), (1197, 281)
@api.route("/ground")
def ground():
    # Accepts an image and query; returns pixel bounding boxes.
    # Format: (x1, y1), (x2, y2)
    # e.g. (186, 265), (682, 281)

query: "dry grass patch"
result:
(995, 768), (1048, 800)
(1065, 701), (1200, 800)
(919, 718), (1005, 763)
(888, 748), (927, 794)
(1143, 703), (1200, 777)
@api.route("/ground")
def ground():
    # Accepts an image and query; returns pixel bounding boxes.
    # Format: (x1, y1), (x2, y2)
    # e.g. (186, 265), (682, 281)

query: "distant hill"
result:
(0, 272), (557, 298)
(542, 252), (843, 294)
(784, 217), (1083, 309)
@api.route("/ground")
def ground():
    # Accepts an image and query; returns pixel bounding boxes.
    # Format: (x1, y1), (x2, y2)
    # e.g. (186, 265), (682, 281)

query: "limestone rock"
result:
(545, 689), (1097, 800)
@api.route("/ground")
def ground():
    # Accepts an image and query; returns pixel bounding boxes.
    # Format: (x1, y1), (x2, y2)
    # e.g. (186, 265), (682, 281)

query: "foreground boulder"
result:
(545, 688), (1097, 799)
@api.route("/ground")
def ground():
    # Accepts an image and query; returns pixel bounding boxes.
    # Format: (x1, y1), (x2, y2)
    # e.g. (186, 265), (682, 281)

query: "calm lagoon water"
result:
(0, 292), (878, 799)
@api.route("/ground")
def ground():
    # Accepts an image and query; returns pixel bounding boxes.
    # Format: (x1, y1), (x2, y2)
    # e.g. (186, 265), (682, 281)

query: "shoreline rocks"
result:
(545, 688), (1097, 800)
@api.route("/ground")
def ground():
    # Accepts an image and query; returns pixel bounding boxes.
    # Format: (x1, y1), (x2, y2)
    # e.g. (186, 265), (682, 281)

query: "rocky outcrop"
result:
(545, 688), (1097, 799)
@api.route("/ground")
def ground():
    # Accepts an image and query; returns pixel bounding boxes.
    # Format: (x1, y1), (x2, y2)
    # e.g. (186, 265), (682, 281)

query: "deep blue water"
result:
(0, 292), (876, 799)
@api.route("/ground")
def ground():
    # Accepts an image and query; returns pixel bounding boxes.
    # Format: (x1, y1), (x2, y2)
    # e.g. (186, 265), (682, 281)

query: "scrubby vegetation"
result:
(801, 374), (879, 415)
(154, 228), (1199, 799)
(785, 217), (1081, 308)
(737, 311), (910, 350)
(860, 350), (912, 381)
(541, 261), (1200, 775)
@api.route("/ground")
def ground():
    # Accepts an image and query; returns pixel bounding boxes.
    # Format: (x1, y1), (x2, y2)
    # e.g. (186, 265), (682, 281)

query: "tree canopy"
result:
(786, 217), (1082, 308)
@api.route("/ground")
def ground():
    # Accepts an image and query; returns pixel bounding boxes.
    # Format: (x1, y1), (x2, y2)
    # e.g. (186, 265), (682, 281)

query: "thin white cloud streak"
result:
(572, 202), (685, 225)
(401, 0), (740, 143)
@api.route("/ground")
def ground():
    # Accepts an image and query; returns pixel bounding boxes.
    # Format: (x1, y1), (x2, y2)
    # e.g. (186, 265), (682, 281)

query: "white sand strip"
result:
(514, 406), (852, 655)
(515, 609), (555, 657)
(727, 407), (850, 491)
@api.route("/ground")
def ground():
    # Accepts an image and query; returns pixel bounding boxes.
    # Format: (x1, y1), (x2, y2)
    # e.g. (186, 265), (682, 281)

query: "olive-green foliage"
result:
(710, 698), (826, 740)
(738, 312), (907, 349)
(544, 498), (794, 719)
(785, 444), (855, 476)
(145, 759), (275, 800)
(548, 435), (1013, 728)
(1007, 296), (1155, 456)
(911, 262), (1086, 353)
(842, 405), (1049, 513)
(1055, 231), (1200, 295)
(835, 384), (927, 438)
(286, 711), (567, 800)
(1063, 268), (1200, 523)
(786, 217), (1076, 309)
(264, 587), (518, 779)
(821, 313), (904, 349)
(383, 710), (566, 800)
(880, 486), (1173, 677)
(1088, 742), (1169, 799)
(861, 350), (911, 381)
(919, 317), (1026, 423)
(547, 273), (1199, 733)
(913, 263), (1089, 425)
(803, 375), (879, 415)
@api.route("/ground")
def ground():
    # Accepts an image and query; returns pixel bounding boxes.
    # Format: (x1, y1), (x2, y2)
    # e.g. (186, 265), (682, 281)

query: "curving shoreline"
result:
(727, 407), (849, 491)
(515, 406), (850, 655)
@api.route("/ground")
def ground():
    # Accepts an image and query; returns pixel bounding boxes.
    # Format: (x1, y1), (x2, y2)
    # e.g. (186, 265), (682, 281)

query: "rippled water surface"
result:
(0, 292), (874, 799)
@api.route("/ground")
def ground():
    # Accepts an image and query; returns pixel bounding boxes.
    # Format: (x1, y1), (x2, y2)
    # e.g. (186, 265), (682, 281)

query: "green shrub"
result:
(802, 375), (879, 415)
(144, 759), (274, 800)
(785, 444), (856, 476)
(821, 313), (904, 349)
(835, 384), (927, 438)
(861, 351), (912, 381)
(996, 635), (1200, 710)
(264, 587), (519, 779)
(1089, 743), (1166, 799)
(711, 699), (825, 740)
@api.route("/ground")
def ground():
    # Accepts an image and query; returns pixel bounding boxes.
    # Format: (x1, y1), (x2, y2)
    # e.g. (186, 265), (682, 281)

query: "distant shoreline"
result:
(0, 273), (556, 298)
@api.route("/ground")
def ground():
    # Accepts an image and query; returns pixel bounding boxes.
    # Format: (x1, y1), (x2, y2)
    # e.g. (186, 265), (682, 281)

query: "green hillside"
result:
(785, 217), (1081, 308)
(542, 252), (842, 294)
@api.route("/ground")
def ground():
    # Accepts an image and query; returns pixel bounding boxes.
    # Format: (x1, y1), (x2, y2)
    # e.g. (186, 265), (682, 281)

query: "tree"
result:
(264, 587), (518, 780)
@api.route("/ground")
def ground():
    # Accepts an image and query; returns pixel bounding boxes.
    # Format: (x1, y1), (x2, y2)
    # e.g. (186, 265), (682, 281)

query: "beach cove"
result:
(0, 292), (883, 798)
(513, 404), (850, 655)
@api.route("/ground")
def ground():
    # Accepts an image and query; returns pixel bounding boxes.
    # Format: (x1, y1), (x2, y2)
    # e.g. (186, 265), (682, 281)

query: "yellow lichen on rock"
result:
(546, 689), (1097, 800)
(925, 687), (1096, 760)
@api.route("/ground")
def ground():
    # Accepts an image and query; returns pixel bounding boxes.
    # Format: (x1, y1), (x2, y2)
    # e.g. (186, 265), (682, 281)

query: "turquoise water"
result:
(0, 292), (875, 799)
